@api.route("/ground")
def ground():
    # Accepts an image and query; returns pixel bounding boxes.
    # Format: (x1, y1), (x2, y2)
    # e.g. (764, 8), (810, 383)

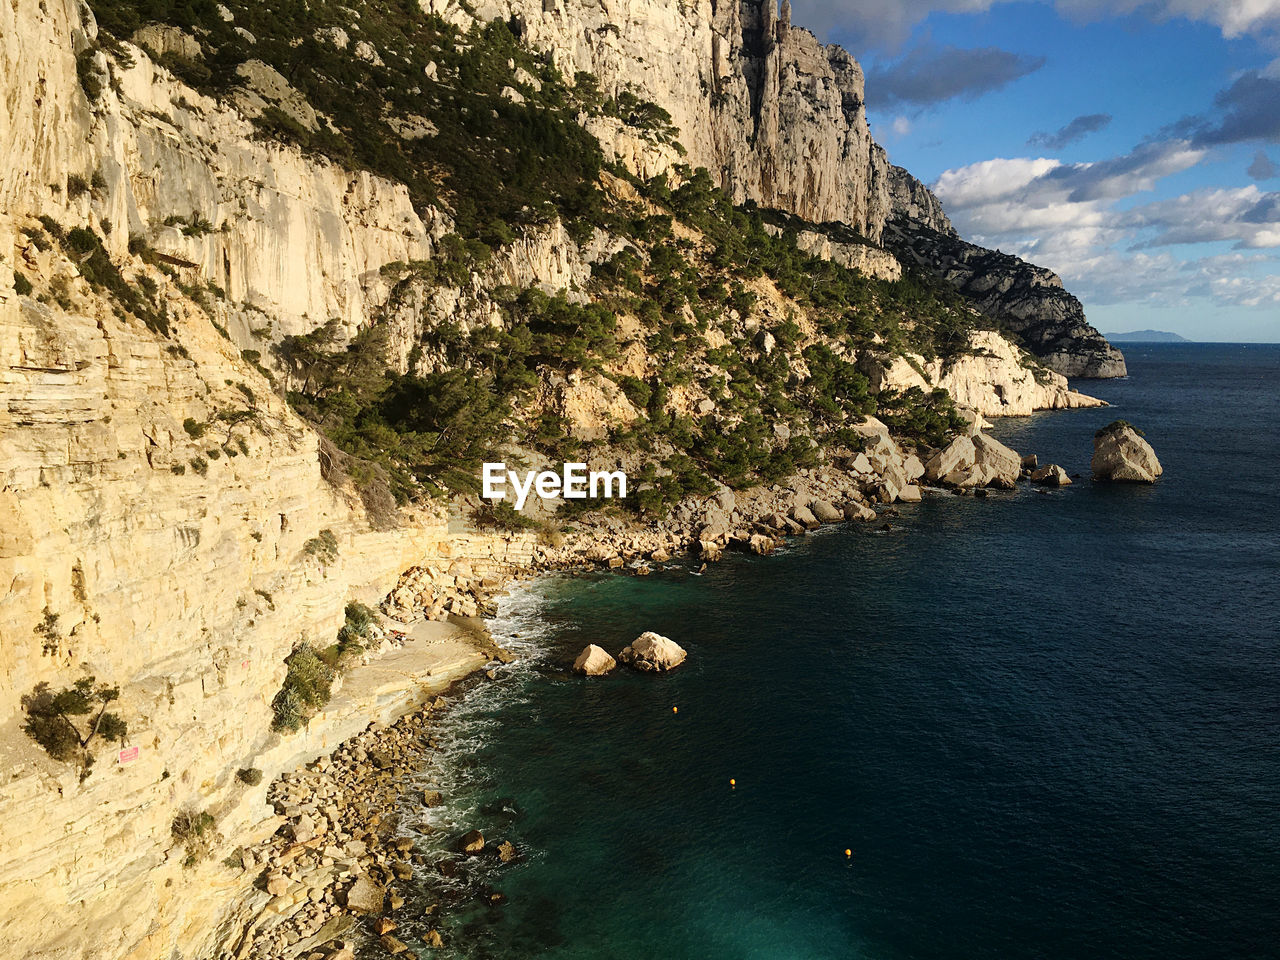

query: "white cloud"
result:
(789, 0), (1280, 49)
(1055, 0), (1280, 39)
(892, 115), (913, 136)
(930, 143), (1280, 308)
(1124, 185), (1280, 248)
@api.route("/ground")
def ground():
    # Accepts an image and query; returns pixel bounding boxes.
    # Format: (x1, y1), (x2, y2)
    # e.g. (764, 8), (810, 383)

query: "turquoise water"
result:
(393, 345), (1280, 960)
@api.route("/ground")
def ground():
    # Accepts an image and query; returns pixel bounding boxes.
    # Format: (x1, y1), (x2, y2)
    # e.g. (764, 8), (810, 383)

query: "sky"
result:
(789, 0), (1280, 341)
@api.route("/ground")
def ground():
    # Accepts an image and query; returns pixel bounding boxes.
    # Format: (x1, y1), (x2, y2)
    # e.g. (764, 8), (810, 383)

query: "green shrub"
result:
(21, 677), (128, 781)
(13, 271), (33, 296)
(67, 175), (90, 199)
(303, 528), (339, 563)
(172, 809), (217, 867)
(236, 767), (263, 786)
(1096, 419), (1144, 438)
(270, 644), (335, 733)
(183, 418), (206, 439)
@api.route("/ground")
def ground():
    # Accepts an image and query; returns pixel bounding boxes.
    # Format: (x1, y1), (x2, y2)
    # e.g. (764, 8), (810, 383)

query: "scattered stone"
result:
(458, 830), (485, 855)
(374, 918), (397, 936)
(379, 934), (409, 955)
(424, 930), (444, 948)
(496, 841), (517, 863)
(809, 499), (843, 523)
(345, 877), (385, 915)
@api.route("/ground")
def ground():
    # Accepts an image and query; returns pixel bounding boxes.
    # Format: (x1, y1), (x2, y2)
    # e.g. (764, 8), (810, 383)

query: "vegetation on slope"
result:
(79, 0), (980, 518)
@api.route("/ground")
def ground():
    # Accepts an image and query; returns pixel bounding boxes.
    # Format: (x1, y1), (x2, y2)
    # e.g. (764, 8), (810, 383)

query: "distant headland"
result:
(1104, 330), (1191, 343)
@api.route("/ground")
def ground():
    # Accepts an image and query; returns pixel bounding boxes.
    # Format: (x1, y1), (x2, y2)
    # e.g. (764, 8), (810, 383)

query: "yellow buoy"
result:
(729, 778), (736, 787)
(672, 706), (678, 714)
(845, 849), (852, 858)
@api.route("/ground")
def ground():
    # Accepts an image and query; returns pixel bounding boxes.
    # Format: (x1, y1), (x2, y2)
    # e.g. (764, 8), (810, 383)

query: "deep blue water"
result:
(397, 344), (1280, 960)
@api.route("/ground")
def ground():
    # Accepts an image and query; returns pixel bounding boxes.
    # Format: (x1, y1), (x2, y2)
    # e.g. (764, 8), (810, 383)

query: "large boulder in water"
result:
(573, 645), (616, 676)
(924, 432), (1022, 488)
(1092, 421), (1162, 483)
(1031, 464), (1072, 487)
(618, 632), (687, 672)
(972, 434), (1023, 487)
(924, 435), (975, 483)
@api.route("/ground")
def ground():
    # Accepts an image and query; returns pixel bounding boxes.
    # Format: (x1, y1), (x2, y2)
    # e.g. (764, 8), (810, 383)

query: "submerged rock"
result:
(458, 830), (485, 855)
(1092, 421), (1162, 483)
(618, 632), (687, 672)
(573, 645), (617, 676)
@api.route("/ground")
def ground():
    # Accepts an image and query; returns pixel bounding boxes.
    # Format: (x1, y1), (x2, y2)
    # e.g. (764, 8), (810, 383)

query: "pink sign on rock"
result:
(118, 746), (139, 764)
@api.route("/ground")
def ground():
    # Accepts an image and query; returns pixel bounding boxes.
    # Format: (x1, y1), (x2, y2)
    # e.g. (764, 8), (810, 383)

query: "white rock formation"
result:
(618, 632), (687, 672)
(1092, 423), (1163, 483)
(573, 644), (617, 676)
(1031, 464), (1072, 487)
(863, 331), (1107, 418)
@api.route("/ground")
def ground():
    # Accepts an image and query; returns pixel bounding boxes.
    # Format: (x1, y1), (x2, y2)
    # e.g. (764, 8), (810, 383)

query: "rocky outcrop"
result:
(884, 217), (1127, 379)
(924, 432), (1024, 488)
(573, 645), (617, 676)
(862, 330), (1107, 418)
(618, 632), (687, 672)
(888, 165), (954, 236)
(1092, 422), (1162, 483)
(793, 229), (902, 282)
(1031, 464), (1072, 487)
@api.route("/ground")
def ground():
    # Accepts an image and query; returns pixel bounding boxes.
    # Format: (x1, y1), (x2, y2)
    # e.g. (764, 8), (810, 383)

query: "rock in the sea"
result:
(380, 934), (409, 955)
(573, 645), (617, 676)
(897, 484), (923, 503)
(618, 632), (687, 672)
(1031, 464), (1072, 487)
(972, 434), (1023, 487)
(924, 435), (976, 483)
(345, 877), (385, 915)
(810, 499), (843, 523)
(1092, 421), (1162, 483)
(843, 501), (877, 522)
(458, 830), (485, 855)
(748, 533), (776, 555)
(425, 929), (444, 948)
(790, 504), (820, 529)
(497, 840), (517, 863)
(925, 432), (1022, 488)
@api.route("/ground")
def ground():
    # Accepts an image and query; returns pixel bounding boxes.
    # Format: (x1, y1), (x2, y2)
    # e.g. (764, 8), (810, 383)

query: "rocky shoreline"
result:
(212, 410), (1115, 960)
(220, 667), (521, 960)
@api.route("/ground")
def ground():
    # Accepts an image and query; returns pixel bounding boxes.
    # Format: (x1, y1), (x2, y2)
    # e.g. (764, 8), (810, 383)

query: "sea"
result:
(382, 344), (1280, 960)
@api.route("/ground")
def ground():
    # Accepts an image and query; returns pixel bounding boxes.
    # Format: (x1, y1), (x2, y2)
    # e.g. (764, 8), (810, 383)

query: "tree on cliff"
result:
(21, 677), (129, 781)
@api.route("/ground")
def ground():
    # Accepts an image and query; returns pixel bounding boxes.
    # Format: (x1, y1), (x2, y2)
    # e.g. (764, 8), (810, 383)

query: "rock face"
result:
(431, 0), (893, 239)
(884, 216), (1127, 379)
(618, 632), (687, 672)
(888, 164), (954, 236)
(573, 644), (617, 676)
(1092, 422), (1163, 483)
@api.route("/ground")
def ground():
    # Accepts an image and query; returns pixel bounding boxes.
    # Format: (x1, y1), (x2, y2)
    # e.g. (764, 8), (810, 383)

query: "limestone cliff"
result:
(428, 0), (893, 239)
